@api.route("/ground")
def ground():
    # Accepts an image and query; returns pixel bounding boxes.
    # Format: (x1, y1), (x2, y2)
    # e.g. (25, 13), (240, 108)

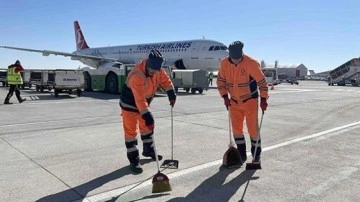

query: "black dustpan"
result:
(222, 107), (242, 168)
(161, 107), (179, 169)
(223, 146), (242, 168)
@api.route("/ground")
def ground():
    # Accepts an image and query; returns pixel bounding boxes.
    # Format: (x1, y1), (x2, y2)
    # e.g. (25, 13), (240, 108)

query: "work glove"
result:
(222, 94), (231, 110)
(142, 112), (155, 130)
(167, 89), (177, 108)
(260, 97), (268, 111)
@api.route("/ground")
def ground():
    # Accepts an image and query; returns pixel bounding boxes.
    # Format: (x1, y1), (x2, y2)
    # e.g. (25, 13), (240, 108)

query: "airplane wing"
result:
(0, 45), (122, 67)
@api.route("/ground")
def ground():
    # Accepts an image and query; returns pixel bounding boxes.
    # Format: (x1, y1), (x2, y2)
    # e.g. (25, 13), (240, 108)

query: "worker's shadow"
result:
(36, 159), (153, 202)
(168, 166), (258, 202)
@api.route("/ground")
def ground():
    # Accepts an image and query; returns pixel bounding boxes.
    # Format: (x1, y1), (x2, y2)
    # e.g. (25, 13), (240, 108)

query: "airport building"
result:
(262, 62), (308, 79)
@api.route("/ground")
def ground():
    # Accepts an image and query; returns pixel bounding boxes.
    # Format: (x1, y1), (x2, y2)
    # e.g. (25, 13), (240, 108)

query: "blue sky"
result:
(1, 0), (359, 73)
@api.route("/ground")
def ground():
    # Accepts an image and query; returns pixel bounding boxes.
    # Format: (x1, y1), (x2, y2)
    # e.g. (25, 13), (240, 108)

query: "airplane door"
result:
(189, 41), (203, 68)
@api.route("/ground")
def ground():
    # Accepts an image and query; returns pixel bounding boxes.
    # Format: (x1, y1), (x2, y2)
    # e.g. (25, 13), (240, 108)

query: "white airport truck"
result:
(47, 69), (84, 97)
(171, 69), (208, 94)
(29, 69), (53, 92)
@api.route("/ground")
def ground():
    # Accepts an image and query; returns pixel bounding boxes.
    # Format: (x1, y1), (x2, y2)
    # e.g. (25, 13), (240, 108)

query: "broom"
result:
(223, 107), (243, 168)
(152, 134), (172, 193)
(245, 110), (264, 170)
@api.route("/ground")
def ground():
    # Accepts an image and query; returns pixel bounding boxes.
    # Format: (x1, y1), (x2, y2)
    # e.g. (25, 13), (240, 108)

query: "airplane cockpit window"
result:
(214, 46), (220, 51)
(220, 46), (227, 50)
(209, 46), (214, 51)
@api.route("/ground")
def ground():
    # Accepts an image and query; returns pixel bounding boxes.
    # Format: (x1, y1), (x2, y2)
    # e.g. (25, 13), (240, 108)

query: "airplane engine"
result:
(174, 59), (186, 69)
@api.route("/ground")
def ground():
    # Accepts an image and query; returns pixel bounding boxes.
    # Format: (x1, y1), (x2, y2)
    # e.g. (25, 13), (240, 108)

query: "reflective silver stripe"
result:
(226, 83), (234, 87)
(238, 82), (249, 87)
(127, 147), (138, 152)
(251, 142), (261, 147)
(141, 131), (153, 136)
(235, 140), (246, 144)
(240, 90), (259, 100)
(257, 78), (266, 85)
(140, 109), (150, 115)
(217, 76), (226, 82)
(142, 139), (153, 143)
(164, 87), (174, 92)
(125, 138), (137, 142)
(120, 100), (138, 110)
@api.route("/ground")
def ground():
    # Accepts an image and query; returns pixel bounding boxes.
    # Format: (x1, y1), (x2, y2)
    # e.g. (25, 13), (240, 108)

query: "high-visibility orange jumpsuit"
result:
(119, 59), (174, 164)
(217, 55), (268, 160)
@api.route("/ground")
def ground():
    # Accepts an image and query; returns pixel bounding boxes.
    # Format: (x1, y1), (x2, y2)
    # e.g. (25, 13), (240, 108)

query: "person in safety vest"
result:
(119, 49), (176, 174)
(4, 60), (26, 104)
(217, 41), (268, 164)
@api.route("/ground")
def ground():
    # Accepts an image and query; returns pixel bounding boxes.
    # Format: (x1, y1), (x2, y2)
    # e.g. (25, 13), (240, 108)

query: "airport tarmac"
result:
(0, 80), (359, 202)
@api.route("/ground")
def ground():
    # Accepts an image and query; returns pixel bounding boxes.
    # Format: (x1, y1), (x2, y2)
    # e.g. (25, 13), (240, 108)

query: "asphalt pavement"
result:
(1, 80), (359, 202)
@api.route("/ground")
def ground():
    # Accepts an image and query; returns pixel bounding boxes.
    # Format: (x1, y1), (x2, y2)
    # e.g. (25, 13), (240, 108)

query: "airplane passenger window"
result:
(209, 46), (214, 51)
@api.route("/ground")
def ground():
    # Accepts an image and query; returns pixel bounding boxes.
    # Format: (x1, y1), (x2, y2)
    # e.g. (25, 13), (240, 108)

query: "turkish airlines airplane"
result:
(1, 21), (228, 72)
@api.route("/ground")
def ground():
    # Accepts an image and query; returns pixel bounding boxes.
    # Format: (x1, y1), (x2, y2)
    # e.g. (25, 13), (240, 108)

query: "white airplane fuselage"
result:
(73, 39), (228, 72)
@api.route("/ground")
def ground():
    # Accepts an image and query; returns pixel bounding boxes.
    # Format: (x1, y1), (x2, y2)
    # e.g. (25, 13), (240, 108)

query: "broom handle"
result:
(153, 133), (160, 172)
(228, 107), (233, 146)
(253, 110), (264, 160)
(171, 106), (174, 160)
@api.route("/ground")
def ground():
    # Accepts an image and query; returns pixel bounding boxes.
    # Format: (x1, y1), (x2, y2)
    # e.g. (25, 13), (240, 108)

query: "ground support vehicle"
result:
(82, 64), (172, 94)
(0, 69), (7, 87)
(20, 69), (32, 89)
(47, 69), (84, 97)
(29, 70), (53, 92)
(171, 69), (208, 94)
(81, 64), (135, 94)
(328, 65), (360, 86)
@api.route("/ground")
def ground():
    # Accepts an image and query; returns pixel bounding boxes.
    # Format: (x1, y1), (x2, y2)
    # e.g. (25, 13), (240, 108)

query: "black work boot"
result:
(127, 150), (143, 174)
(143, 143), (162, 161)
(237, 144), (247, 163)
(126, 139), (143, 174)
(251, 139), (262, 162)
(235, 137), (247, 163)
(130, 162), (143, 174)
(19, 98), (26, 103)
(4, 99), (13, 104)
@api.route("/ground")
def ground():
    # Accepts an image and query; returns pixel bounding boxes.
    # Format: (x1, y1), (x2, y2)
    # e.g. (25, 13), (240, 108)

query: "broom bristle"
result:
(245, 162), (262, 170)
(152, 181), (172, 193)
(152, 172), (172, 193)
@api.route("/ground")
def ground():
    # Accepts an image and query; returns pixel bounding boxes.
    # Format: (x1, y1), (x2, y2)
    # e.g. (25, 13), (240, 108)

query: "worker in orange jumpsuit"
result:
(217, 41), (268, 164)
(119, 49), (176, 174)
